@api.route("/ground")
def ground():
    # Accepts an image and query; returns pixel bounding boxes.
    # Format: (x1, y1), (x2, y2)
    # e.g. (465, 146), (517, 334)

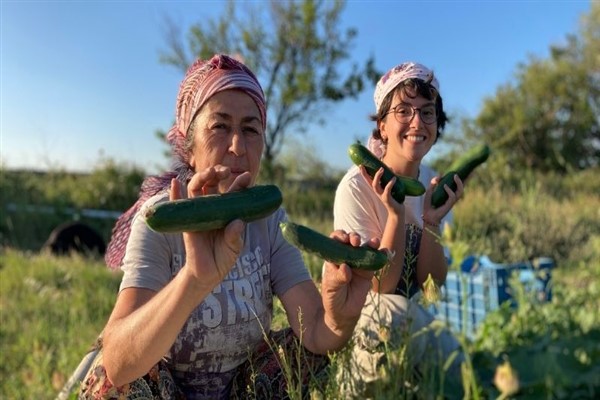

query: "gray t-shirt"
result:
(119, 192), (311, 397)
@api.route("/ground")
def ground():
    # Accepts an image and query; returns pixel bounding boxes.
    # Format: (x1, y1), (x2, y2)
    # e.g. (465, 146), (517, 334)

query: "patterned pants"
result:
(78, 328), (329, 400)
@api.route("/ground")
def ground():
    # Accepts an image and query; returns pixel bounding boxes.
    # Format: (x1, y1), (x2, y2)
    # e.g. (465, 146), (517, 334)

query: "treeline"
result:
(0, 157), (343, 252)
(2, 2), (598, 266)
(2, 155), (599, 269)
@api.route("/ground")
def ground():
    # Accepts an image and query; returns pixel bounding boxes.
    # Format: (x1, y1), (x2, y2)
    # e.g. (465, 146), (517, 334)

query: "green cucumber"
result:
(431, 144), (491, 208)
(144, 185), (282, 233)
(348, 142), (426, 202)
(280, 221), (389, 271)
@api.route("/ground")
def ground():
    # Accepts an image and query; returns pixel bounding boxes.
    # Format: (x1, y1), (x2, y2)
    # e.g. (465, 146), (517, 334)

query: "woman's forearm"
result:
(372, 213), (406, 294)
(102, 267), (215, 387)
(416, 223), (448, 285)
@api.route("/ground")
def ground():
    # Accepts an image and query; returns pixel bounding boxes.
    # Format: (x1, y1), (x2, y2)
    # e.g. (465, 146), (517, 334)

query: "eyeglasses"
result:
(384, 103), (437, 125)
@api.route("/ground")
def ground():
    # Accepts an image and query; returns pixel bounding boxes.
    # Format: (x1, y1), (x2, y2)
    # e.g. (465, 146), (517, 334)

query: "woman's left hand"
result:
(320, 231), (378, 332)
(422, 173), (464, 226)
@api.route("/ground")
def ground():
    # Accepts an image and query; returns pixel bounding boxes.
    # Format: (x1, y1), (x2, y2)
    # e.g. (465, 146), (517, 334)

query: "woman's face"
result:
(189, 89), (264, 192)
(379, 91), (438, 167)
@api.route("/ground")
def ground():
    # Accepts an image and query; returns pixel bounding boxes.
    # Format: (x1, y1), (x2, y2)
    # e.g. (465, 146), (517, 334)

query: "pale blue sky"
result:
(1, 0), (592, 174)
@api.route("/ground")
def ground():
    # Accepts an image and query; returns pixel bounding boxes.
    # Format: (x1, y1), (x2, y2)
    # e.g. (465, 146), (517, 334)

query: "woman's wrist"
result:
(421, 215), (441, 229)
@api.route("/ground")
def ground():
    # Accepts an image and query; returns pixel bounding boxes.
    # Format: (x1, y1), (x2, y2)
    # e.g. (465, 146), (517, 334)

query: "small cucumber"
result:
(280, 221), (389, 271)
(431, 144), (491, 208)
(348, 142), (426, 202)
(144, 185), (283, 233)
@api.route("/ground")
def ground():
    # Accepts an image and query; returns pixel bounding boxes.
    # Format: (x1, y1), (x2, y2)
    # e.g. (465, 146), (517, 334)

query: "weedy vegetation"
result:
(1, 166), (599, 399)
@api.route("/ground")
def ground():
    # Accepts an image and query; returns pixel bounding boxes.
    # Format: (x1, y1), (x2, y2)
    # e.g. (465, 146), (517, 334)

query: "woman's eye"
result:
(423, 107), (436, 117)
(243, 127), (260, 136)
(211, 123), (228, 132)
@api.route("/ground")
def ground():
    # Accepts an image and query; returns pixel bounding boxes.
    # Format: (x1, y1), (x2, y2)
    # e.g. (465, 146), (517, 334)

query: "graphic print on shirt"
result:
(168, 245), (273, 373)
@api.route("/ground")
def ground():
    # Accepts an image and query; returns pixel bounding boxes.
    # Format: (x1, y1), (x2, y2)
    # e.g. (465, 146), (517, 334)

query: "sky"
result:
(1, 0), (593, 174)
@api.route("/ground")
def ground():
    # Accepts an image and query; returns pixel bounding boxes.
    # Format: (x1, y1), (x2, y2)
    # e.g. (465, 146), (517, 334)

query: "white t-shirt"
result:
(333, 164), (452, 297)
(119, 192), (311, 397)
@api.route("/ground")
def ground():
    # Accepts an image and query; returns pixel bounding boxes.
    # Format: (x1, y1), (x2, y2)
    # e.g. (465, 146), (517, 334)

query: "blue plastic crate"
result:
(430, 255), (554, 337)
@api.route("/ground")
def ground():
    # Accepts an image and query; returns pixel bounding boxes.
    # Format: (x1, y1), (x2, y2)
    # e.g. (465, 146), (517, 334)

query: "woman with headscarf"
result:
(333, 62), (465, 394)
(79, 54), (376, 399)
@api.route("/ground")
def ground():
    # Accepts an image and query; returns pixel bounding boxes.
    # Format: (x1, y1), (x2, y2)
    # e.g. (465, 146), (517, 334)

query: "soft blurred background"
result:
(1, 1), (599, 399)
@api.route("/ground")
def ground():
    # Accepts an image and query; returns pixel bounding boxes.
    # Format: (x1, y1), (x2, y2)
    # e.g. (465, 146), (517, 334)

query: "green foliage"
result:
(0, 160), (144, 212)
(461, 2), (600, 174)
(452, 176), (600, 265)
(2, 164), (599, 398)
(159, 0), (379, 177)
(0, 249), (121, 399)
(3, 248), (598, 399)
(0, 160), (144, 251)
(471, 262), (600, 398)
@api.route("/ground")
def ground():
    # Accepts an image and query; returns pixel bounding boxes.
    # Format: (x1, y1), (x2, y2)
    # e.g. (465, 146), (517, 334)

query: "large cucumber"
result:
(431, 144), (491, 208)
(280, 221), (389, 271)
(348, 142), (426, 202)
(144, 185), (283, 233)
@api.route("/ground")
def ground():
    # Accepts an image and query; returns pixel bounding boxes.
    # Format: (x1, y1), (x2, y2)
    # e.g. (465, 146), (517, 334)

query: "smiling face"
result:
(187, 89), (264, 192)
(379, 90), (438, 174)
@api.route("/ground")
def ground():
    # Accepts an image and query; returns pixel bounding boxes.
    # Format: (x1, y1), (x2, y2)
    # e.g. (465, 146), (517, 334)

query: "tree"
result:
(159, 0), (379, 179)
(466, 2), (599, 174)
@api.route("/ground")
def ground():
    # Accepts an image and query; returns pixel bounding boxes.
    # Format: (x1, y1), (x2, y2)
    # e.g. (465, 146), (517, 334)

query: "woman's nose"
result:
(229, 130), (246, 156)
(410, 110), (425, 128)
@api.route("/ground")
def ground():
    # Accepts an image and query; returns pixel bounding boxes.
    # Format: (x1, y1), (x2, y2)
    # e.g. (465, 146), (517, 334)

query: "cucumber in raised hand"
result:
(144, 185), (282, 232)
(348, 142), (426, 202)
(431, 144), (491, 208)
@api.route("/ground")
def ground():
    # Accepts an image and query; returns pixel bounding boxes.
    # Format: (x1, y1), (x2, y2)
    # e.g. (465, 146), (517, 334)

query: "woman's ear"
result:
(379, 120), (387, 143)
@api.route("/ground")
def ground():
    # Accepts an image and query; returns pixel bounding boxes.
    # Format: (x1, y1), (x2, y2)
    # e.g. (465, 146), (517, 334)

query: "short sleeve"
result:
(333, 166), (386, 245)
(119, 194), (178, 292)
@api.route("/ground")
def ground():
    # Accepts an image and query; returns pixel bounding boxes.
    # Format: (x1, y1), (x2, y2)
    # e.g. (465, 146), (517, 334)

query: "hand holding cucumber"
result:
(281, 221), (380, 333)
(320, 229), (378, 333)
(176, 172), (248, 285)
(431, 144), (490, 208)
(348, 142), (426, 204)
(358, 166), (406, 217)
(280, 221), (388, 271)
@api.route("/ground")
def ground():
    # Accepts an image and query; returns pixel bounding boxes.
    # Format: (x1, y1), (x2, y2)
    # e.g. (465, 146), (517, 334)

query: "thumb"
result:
(223, 219), (245, 253)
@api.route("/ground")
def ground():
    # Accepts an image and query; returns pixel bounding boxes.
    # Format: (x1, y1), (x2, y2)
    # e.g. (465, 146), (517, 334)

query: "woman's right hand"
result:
(169, 166), (249, 288)
(359, 166), (405, 216)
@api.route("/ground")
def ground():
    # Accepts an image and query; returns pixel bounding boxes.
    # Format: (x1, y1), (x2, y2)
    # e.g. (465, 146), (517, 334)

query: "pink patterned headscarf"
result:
(369, 61), (439, 158)
(105, 54), (266, 269)
(167, 55), (266, 142)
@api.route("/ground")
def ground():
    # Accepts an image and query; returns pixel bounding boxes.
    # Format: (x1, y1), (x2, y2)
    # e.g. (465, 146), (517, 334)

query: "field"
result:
(1, 172), (600, 399)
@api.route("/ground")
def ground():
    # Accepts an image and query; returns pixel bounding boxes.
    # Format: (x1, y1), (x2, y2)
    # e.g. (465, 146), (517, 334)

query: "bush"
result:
(453, 181), (600, 267)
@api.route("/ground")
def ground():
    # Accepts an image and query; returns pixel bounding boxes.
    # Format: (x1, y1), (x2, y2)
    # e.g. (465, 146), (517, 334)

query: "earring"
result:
(379, 139), (387, 158)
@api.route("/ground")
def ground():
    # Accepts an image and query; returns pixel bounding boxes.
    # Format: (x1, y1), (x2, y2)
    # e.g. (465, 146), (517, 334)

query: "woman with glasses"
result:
(333, 62), (464, 395)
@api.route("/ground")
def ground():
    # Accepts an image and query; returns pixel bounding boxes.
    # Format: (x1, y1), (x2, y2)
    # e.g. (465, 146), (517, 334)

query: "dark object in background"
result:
(43, 222), (106, 256)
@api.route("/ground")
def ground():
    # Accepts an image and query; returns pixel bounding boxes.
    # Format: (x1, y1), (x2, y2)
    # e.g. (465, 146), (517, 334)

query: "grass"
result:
(1, 179), (599, 399)
(0, 250), (121, 399)
(1, 247), (599, 399)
